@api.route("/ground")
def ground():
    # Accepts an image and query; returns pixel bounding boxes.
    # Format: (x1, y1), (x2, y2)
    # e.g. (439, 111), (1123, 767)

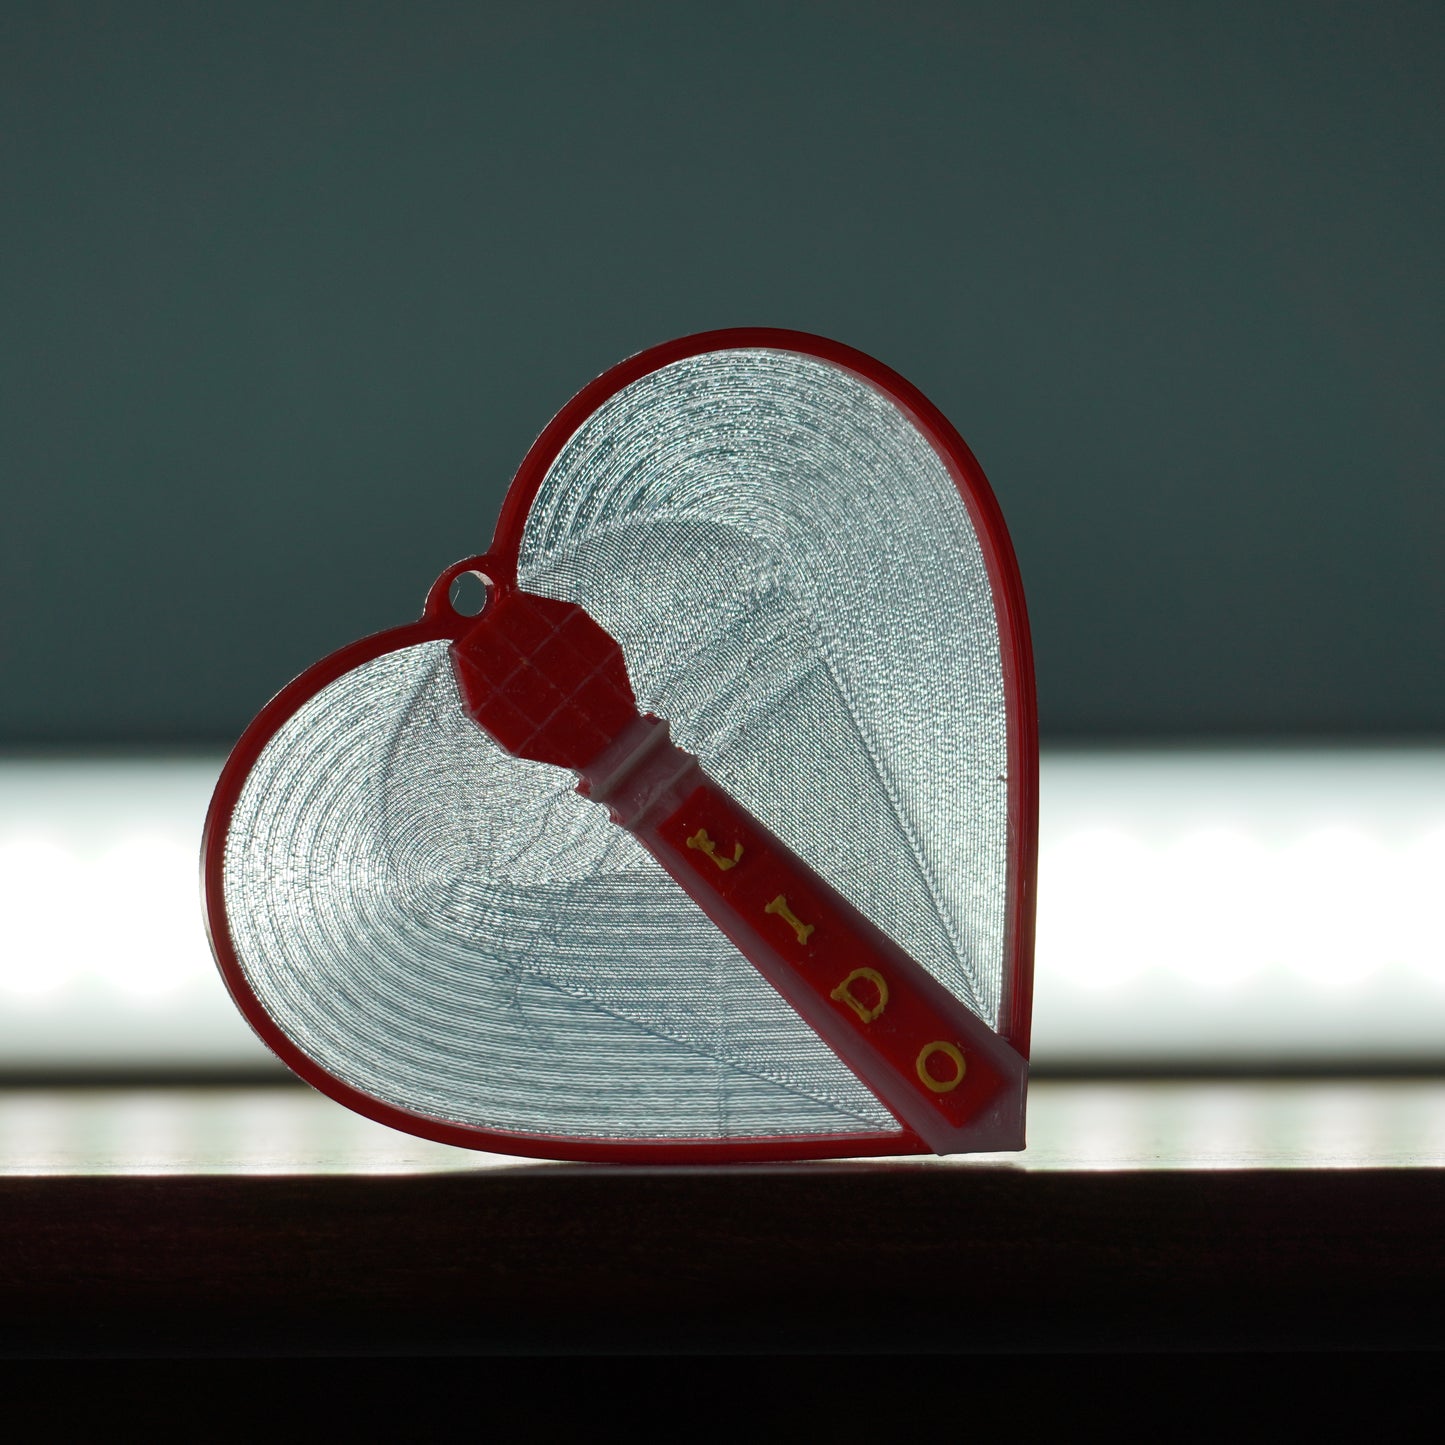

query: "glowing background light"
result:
(1035, 827), (1158, 992)
(0, 748), (1441, 1072)
(1029, 747), (1445, 1066)
(95, 836), (202, 997)
(1160, 828), (1273, 992)
(0, 838), (79, 998)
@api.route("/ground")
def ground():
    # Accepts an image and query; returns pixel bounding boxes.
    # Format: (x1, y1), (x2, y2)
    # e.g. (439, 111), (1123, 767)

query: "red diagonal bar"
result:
(451, 585), (1026, 1154)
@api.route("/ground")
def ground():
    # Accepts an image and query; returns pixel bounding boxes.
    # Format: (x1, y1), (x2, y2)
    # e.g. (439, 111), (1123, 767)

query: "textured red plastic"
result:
(451, 586), (638, 771)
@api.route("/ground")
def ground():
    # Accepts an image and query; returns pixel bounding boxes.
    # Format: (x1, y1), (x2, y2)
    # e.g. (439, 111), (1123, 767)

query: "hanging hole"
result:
(448, 570), (491, 617)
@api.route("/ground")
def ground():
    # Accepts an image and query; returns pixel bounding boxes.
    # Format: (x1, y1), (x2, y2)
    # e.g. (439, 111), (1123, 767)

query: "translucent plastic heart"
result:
(203, 331), (1037, 1161)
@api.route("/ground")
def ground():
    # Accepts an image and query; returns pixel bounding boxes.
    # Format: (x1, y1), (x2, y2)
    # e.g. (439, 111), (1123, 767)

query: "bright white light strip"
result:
(0, 757), (259, 1071)
(1034, 748), (1445, 1064)
(0, 749), (1441, 1071)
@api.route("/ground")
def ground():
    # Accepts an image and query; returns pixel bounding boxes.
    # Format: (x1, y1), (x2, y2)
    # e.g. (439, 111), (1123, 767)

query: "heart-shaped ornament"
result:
(203, 330), (1037, 1161)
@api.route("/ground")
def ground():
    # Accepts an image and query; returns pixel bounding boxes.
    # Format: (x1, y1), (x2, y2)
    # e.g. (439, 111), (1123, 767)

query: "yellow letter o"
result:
(915, 1041), (966, 1093)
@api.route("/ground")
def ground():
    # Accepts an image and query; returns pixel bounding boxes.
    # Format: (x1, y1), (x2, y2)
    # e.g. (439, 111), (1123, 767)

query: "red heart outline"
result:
(202, 328), (1037, 1162)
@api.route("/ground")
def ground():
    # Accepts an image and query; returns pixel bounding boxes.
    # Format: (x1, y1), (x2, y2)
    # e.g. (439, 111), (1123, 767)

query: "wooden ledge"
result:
(2, 1079), (1442, 1354)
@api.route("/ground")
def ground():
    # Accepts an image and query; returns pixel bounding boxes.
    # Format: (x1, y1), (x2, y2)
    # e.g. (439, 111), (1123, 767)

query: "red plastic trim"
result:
(202, 329), (1037, 1162)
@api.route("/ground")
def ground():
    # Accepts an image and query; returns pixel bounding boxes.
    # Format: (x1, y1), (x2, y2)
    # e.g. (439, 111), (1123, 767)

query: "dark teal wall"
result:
(3, 3), (1440, 743)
